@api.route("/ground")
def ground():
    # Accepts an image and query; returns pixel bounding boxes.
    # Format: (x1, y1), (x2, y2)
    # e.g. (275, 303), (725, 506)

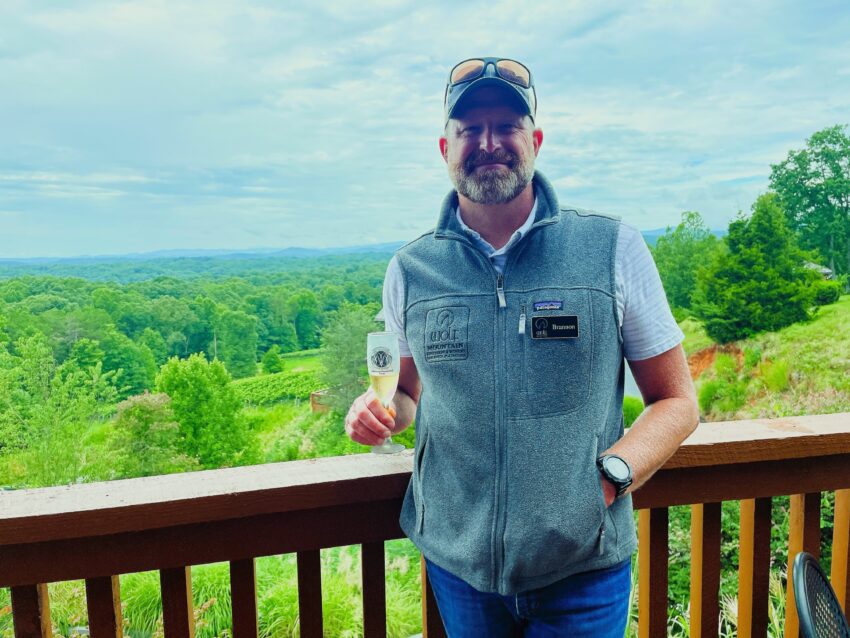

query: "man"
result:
(346, 57), (698, 637)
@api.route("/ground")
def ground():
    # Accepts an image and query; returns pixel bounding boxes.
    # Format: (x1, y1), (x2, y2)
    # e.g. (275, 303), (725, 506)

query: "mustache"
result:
(464, 150), (517, 172)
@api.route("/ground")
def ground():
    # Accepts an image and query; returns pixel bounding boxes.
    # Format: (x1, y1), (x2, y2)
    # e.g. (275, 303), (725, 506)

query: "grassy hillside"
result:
(687, 296), (850, 420)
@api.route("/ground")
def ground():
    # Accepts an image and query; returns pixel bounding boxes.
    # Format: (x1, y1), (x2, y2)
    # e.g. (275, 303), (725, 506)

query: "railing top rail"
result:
(667, 412), (850, 468)
(0, 413), (848, 546)
(0, 450), (414, 545)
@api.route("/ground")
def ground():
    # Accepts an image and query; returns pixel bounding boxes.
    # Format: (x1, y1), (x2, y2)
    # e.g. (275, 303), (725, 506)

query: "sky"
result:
(1, 0), (849, 258)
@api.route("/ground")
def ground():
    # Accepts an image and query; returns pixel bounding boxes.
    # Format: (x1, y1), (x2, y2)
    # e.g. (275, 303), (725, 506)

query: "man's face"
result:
(440, 88), (542, 205)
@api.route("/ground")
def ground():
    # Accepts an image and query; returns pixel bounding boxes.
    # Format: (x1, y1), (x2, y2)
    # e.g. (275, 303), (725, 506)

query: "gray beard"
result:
(450, 153), (535, 205)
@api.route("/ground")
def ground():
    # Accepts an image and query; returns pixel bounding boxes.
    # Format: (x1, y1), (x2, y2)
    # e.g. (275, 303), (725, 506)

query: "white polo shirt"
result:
(383, 201), (684, 361)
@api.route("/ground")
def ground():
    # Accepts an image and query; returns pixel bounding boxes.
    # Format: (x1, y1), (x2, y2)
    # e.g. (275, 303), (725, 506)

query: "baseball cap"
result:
(444, 57), (537, 126)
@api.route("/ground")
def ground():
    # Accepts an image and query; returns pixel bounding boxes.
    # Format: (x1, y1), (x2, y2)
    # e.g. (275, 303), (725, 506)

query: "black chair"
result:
(793, 551), (850, 638)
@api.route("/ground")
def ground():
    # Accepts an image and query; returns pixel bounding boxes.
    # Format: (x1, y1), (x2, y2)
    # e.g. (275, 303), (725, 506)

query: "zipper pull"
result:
(598, 520), (606, 556)
(518, 305), (526, 334)
(496, 274), (507, 309)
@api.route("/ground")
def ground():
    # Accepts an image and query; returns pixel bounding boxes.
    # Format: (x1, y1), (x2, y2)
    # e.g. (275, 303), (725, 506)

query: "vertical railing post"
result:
(690, 502), (721, 638)
(85, 576), (122, 638)
(831, 489), (850, 614)
(784, 492), (821, 638)
(361, 542), (387, 638)
(160, 567), (194, 638)
(738, 497), (772, 638)
(229, 559), (258, 638)
(10, 584), (52, 638)
(638, 507), (669, 638)
(296, 551), (323, 638)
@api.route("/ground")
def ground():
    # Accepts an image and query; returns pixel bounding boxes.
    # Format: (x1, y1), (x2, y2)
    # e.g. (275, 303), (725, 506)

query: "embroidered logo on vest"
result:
(425, 306), (469, 362)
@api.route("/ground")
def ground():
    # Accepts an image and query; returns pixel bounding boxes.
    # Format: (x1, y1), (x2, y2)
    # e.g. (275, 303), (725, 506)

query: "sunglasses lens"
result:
(451, 59), (485, 85)
(496, 60), (531, 88)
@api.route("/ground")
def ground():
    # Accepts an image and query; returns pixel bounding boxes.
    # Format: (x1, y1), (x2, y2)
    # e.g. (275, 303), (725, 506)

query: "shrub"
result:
(813, 279), (842, 306)
(698, 379), (723, 414)
(759, 359), (790, 393)
(156, 354), (260, 468)
(743, 346), (762, 371)
(110, 393), (200, 478)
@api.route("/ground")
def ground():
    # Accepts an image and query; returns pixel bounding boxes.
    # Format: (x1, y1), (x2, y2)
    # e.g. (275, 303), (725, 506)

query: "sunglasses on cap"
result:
(448, 58), (533, 89)
(444, 57), (537, 125)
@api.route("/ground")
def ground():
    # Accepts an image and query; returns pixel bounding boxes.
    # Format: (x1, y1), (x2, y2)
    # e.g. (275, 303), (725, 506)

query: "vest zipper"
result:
(496, 274), (507, 308)
(519, 304), (527, 394)
(491, 270), (508, 592)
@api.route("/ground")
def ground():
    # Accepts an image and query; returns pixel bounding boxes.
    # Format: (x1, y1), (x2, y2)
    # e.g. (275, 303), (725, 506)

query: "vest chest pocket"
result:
(519, 291), (593, 417)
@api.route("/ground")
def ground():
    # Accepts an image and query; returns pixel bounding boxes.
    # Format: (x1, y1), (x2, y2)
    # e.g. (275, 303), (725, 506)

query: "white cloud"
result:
(0, 0), (849, 257)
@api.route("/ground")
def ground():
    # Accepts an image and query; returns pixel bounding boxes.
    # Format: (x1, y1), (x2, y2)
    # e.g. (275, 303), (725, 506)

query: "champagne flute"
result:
(367, 332), (404, 454)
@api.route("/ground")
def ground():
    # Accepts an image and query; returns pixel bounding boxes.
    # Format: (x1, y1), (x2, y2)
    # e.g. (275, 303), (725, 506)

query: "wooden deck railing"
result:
(1, 412), (849, 638)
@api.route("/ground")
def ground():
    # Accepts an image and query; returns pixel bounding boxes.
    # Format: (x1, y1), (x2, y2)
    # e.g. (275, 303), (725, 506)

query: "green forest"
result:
(0, 124), (848, 637)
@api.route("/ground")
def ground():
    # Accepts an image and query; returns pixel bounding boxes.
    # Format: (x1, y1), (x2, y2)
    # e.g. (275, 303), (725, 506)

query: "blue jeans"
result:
(425, 558), (632, 638)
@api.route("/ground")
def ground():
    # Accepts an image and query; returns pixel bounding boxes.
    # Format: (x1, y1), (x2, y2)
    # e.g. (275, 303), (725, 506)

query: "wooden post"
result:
(690, 502), (721, 638)
(784, 493), (821, 638)
(737, 497), (772, 638)
(638, 508), (668, 638)
(229, 559), (257, 638)
(296, 550), (323, 638)
(831, 489), (850, 614)
(85, 576), (122, 638)
(160, 567), (194, 638)
(10, 584), (51, 638)
(361, 542), (387, 638)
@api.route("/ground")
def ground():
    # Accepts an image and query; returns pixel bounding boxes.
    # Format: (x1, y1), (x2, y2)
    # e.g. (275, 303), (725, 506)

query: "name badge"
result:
(531, 315), (579, 339)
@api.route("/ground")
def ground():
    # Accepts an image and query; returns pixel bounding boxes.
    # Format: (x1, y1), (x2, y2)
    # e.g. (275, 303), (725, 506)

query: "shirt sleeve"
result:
(382, 255), (412, 357)
(616, 222), (684, 361)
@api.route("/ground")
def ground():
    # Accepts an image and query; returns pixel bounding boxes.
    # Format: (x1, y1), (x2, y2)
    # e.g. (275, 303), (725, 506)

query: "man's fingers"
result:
(366, 396), (396, 428)
(348, 422), (387, 446)
(344, 395), (393, 445)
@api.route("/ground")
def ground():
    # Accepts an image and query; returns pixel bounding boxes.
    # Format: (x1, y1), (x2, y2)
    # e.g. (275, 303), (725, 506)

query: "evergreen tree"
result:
(693, 193), (817, 343)
(261, 345), (284, 374)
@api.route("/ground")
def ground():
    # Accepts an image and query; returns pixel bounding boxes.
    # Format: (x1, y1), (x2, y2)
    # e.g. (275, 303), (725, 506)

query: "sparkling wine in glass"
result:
(367, 332), (404, 454)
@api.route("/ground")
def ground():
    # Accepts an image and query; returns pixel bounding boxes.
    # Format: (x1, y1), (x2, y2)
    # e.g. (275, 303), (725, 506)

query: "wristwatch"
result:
(596, 454), (633, 498)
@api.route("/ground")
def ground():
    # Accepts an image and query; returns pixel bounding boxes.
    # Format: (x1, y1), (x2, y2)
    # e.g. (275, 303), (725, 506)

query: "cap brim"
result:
(446, 76), (533, 122)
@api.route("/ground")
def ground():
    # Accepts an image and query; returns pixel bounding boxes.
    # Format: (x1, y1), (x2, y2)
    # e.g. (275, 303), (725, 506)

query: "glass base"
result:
(371, 439), (405, 454)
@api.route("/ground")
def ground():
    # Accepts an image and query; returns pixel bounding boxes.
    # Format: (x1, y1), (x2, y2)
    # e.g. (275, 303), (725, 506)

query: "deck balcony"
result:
(1, 412), (849, 638)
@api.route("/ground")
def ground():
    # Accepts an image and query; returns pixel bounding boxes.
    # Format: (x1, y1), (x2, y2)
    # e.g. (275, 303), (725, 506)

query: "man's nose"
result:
(479, 126), (501, 153)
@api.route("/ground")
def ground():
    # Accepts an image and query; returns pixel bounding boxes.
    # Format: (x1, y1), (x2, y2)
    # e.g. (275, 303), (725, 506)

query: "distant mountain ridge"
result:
(0, 242), (408, 265)
(1, 231), (726, 264)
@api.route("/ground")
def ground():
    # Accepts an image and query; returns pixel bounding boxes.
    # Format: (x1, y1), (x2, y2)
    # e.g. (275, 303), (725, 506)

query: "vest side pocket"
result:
(415, 429), (430, 534)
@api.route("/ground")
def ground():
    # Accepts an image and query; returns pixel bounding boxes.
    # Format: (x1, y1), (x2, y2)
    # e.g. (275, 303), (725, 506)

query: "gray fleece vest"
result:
(395, 171), (637, 596)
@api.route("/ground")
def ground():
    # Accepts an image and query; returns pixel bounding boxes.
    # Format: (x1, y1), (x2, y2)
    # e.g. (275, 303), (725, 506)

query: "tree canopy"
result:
(769, 124), (850, 277)
(652, 211), (720, 310)
(693, 193), (817, 343)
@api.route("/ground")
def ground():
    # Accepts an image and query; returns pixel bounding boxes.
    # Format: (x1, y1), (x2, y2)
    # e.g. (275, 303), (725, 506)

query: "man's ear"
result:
(532, 128), (543, 156)
(439, 137), (449, 163)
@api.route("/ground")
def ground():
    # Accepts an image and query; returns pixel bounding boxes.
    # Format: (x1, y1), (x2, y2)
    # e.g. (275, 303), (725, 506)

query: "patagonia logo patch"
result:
(533, 300), (563, 312)
(531, 315), (579, 339)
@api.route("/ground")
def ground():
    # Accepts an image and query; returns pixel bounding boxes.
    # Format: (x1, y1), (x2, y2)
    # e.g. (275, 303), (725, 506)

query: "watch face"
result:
(604, 456), (630, 481)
